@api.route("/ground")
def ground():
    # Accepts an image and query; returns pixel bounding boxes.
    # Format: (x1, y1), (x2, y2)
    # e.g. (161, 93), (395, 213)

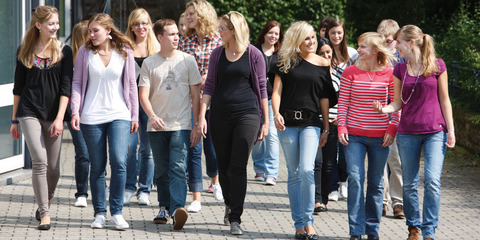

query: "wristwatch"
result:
(194, 122), (199, 126)
(323, 129), (329, 133)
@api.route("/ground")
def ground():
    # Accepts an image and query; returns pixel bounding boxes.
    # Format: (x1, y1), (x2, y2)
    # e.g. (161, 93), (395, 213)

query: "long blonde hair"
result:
(220, 11), (249, 53)
(18, 6), (63, 68)
(356, 32), (395, 68)
(184, 0), (218, 37)
(85, 13), (134, 59)
(395, 25), (438, 77)
(125, 8), (158, 56)
(277, 21), (315, 73)
(71, 20), (89, 60)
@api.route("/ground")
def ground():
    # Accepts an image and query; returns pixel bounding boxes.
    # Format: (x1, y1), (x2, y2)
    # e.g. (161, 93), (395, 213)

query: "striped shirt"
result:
(178, 32), (222, 76)
(337, 65), (400, 137)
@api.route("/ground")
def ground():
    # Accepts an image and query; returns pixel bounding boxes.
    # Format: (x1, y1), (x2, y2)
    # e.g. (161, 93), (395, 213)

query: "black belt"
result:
(283, 109), (315, 121)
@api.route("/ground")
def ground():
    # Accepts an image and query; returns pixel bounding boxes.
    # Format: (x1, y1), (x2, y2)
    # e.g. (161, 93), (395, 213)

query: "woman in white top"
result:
(70, 13), (138, 230)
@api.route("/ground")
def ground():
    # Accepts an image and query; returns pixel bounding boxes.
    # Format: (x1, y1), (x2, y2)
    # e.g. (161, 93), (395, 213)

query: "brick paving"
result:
(0, 131), (479, 239)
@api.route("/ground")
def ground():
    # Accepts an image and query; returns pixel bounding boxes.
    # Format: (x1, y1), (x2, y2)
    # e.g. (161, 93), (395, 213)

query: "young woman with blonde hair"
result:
(11, 6), (73, 230)
(338, 32), (399, 240)
(272, 21), (336, 240)
(373, 25), (455, 240)
(179, 0), (223, 212)
(70, 13), (138, 230)
(198, 11), (268, 235)
(123, 7), (159, 206)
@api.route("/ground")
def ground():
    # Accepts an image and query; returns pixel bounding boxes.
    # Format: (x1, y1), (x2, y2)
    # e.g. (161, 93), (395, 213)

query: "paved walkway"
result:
(0, 131), (479, 239)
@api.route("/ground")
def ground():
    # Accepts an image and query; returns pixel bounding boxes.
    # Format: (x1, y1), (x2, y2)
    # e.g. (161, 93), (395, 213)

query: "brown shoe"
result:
(393, 205), (405, 219)
(424, 238), (434, 240)
(407, 226), (420, 240)
(382, 204), (387, 216)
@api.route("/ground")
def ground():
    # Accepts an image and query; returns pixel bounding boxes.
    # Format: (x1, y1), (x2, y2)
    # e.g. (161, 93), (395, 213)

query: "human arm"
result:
(10, 95), (21, 139)
(197, 94), (211, 138)
(319, 98), (329, 147)
(11, 55), (26, 139)
(258, 97), (269, 141)
(190, 84), (202, 147)
(373, 76), (403, 114)
(50, 46), (73, 137)
(337, 71), (353, 146)
(70, 46), (85, 131)
(438, 71), (455, 148)
(126, 49), (139, 134)
(271, 74), (285, 131)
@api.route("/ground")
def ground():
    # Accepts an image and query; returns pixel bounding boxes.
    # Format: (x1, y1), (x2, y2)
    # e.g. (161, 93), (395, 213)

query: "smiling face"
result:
(131, 15), (150, 39)
(318, 44), (333, 62)
(218, 20), (234, 43)
(328, 26), (344, 46)
(299, 30), (317, 54)
(395, 35), (412, 59)
(185, 6), (199, 30)
(36, 13), (60, 40)
(88, 21), (111, 47)
(357, 40), (377, 61)
(264, 26), (280, 46)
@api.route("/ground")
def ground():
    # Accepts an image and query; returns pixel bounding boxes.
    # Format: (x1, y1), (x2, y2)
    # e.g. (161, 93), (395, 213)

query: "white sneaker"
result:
(265, 177), (276, 186)
(137, 192), (150, 205)
(187, 200), (202, 213)
(74, 196), (87, 207)
(123, 189), (135, 205)
(91, 214), (106, 229)
(328, 191), (339, 201)
(339, 181), (348, 199)
(111, 214), (129, 230)
(213, 183), (224, 201)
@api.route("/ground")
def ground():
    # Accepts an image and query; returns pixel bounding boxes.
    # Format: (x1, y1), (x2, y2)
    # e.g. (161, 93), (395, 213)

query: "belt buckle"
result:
(293, 110), (303, 120)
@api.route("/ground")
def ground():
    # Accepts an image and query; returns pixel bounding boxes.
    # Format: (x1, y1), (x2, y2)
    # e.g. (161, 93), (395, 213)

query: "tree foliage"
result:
(209, 0), (345, 43)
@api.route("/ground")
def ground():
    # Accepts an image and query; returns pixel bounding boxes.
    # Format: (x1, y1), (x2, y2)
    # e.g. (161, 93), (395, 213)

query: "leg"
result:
(67, 121), (90, 199)
(344, 135), (367, 236)
(168, 130), (190, 214)
(421, 132), (447, 239)
(107, 120), (131, 215)
(149, 132), (171, 210)
(125, 132), (139, 192)
(321, 123), (338, 204)
(314, 145), (323, 205)
(204, 110), (219, 179)
(187, 137), (203, 195)
(81, 123), (108, 217)
(397, 134), (422, 228)
(263, 101), (280, 180)
(137, 106), (154, 195)
(388, 142), (404, 209)
(365, 137), (390, 236)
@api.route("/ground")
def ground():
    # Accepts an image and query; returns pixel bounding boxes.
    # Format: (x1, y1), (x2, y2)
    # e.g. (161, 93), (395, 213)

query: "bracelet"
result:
(149, 114), (156, 121)
(323, 129), (329, 133)
(194, 122), (199, 126)
(447, 129), (455, 132)
(11, 119), (19, 124)
(274, 113), (280, 118)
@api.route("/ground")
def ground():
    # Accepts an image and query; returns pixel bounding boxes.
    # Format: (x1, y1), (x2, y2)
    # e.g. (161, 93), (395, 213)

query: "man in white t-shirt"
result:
(138, 19), (202, 231)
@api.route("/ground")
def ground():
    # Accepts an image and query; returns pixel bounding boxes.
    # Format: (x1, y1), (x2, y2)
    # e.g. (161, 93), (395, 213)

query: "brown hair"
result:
(395, 25), (438, 77)
(71, 20), (89, 60)
(153, 19), (177, 37)
(255, 20), (283, 53)
(377, 19), (400, 37)
(18, 6), (63, 68)
(325, 19), (351, 67)
(85, 13), (134, 59)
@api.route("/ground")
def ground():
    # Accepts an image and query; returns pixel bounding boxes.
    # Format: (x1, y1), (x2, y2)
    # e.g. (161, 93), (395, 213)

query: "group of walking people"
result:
(10, 1), (455, 240)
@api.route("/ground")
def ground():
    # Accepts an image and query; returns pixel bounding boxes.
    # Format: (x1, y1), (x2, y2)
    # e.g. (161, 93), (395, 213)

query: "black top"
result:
(273, 58), (335, 127)
(254, 44), (278, 99)
(211, 48), (258, 118)
(13, 45), (73, 121)
(135, 56), (147, 85)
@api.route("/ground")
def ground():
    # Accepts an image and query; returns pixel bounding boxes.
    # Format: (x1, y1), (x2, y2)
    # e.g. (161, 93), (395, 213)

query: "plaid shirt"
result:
(179, 32), (222, 76)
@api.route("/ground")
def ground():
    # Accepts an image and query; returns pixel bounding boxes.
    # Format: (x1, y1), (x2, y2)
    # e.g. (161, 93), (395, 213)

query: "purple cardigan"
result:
(203, 44), (268, 119)
(71, 44), (139, 122)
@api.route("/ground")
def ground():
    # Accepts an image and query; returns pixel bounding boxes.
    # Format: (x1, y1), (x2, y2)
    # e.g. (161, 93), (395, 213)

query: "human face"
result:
(319, 27), (326, 38)
(186, 6), (199, 30)
(395, 36), (412, 59)
(131, 15), (150, 39)
(299, 30), (316, 54)
(88, 21), (111, 47)
(218, 20), (234, 43)
(357, 40), (377, 61)
(36, 13), (60, 40)
(385, 34), (396, 50)
(328, 26), (344, 46)
(179, 16), (186, 35)
(318, 44), (333, 62)
(264, 26), (280, 46)
(159, 24), (179, 51)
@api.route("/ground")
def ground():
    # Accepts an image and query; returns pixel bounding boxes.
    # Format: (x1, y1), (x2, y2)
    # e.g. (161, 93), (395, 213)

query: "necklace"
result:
(400, 61), (422, 104)
(366, 70), (374, 81)
(97, 49), (112, 56)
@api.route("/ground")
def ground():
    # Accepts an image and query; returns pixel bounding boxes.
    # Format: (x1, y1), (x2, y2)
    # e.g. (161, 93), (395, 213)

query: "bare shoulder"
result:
(311, 54), (330, 67)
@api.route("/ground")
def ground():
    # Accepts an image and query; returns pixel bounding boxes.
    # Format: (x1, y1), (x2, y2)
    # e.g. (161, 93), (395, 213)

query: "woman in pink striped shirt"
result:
(337, 32), (400, 240)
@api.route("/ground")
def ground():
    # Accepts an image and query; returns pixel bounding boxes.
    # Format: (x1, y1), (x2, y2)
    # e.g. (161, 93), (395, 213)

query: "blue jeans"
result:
(251, 101), (279, 179)
(344, 135), (390, 236)
(81, 120), (131, 216)
(397, 131), (446, 239)
(137, 106), (154, 194)
(126, 132), (138, 191)
(188, 110), (218, 192)
(278, 126), (320, 230)
(149, 130), (190, 214)
(67, 121), (90, 198)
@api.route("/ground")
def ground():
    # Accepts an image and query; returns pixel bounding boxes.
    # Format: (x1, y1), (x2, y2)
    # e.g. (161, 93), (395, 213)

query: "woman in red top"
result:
(337, 32), (399, 240)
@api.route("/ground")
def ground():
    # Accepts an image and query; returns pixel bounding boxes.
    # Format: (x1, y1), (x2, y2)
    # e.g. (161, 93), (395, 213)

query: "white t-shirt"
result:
(138, 50), (202, 131)
(81, 50), (130, 124)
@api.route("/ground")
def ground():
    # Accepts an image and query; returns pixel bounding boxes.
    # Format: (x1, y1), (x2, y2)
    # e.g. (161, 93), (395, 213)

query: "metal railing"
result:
(450, 61), (480, 112)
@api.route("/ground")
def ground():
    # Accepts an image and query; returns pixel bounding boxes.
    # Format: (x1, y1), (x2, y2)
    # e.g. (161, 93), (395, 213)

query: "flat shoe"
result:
(314, 205), (328, 212)
(295, 232), (307, 239)
(35, 208), (40, 221)
(38, 224), (50, 230)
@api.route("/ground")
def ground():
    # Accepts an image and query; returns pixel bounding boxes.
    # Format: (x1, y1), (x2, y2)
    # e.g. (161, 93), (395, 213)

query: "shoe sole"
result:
(394, 213), (405, 219)
(138, 201), (150, 205)
(187, 209), (200, 213)
(74, 203), (87, 207)
(173, 208), (188, 230)
(153, 217), (169, 224)
(91, 224), (105, 229)
(115, 224), (129, 230)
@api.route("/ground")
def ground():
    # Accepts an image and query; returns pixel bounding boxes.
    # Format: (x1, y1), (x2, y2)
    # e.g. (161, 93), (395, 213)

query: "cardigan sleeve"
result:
(70, 45), (86, 116)
(125, 47), (139, 122)
(203, 46), (222, 96)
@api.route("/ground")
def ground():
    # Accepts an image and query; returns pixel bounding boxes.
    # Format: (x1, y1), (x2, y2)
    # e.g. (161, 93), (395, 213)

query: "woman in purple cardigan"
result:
(70, 13), (138, 230)
(197, 11), (268, 236)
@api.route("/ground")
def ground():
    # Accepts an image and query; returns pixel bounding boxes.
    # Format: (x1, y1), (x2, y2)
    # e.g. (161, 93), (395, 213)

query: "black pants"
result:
(209, 111), (260, 224)
(314, 123), (337, 204)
